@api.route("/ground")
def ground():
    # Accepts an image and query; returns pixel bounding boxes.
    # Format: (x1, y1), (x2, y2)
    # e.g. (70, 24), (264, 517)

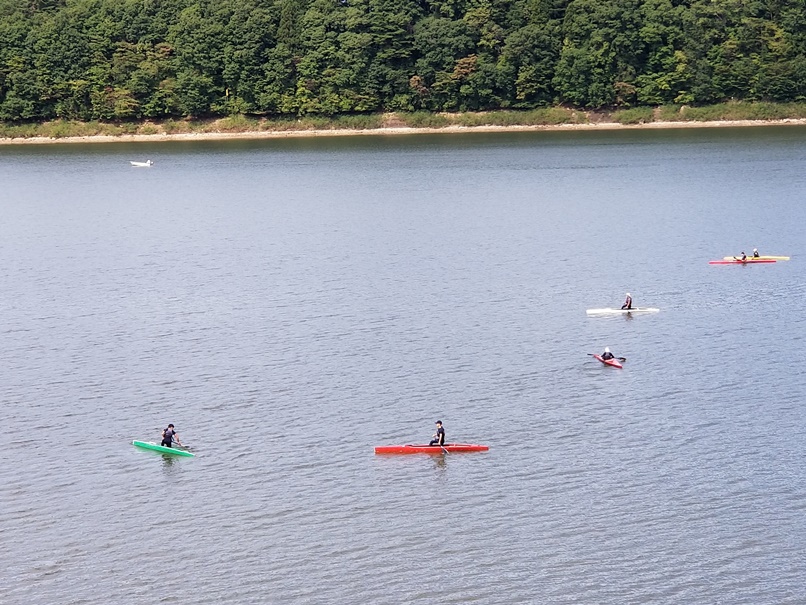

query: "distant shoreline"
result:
(2, 118), (806, 145)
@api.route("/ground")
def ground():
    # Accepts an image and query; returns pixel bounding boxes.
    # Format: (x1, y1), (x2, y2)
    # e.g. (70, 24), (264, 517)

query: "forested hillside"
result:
(1, 0), (804, 121)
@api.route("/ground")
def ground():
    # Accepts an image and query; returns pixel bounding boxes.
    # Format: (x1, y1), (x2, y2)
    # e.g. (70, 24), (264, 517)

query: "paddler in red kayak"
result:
(753, 248), (760, 258)
(429, 421), (445, 446)
(161, 424), (183, 448)
(621, 293), (632, 310)
(601, 347), (616, 360)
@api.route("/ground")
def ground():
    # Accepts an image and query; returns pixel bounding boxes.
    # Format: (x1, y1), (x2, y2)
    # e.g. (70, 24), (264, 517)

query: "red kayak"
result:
(374, 443), (489, 454)
(593, 354), (623, 368)
(709, 259), (776, 265)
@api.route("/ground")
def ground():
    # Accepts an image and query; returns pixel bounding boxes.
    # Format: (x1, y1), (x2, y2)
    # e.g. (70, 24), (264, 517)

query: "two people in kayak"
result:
(161, 424), (183, 448)
(429, 420), (445, 446)
(621, 292), (632, 310)
(736, 249), (760, 261)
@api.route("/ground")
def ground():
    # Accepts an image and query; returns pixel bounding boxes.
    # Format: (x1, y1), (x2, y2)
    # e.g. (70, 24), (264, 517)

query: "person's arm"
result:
(174, 433), (183, 446)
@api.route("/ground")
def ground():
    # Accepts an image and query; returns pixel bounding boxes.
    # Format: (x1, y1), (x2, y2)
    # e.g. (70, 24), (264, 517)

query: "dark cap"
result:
(435, 420), (442, 424)
(168, 424), (174, 428)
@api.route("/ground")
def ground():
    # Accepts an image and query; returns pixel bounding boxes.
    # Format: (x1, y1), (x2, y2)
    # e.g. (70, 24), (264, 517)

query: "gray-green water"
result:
(2, 127), (806, 604)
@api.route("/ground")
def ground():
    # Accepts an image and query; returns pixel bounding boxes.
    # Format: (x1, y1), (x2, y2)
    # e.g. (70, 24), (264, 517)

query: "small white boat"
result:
(586, 307), (660, 315)
(130, 160), (153, 167)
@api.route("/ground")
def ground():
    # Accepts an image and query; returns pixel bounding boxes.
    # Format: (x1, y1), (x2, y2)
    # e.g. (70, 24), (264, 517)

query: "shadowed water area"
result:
(2, 127), (806, 604)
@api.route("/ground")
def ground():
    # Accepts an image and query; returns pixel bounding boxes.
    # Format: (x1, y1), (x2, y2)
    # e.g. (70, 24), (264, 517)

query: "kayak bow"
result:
(132, 440), (195, 457)
(374, 443), (489, 454)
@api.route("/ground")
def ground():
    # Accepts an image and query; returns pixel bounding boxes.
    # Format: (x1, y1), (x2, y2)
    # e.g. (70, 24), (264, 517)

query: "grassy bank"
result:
(610, 102), (806, 125)
(3, 103), (806, 140)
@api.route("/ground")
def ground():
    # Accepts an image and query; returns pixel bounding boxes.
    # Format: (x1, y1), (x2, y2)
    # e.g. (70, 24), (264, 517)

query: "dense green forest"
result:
(1, 0), (805, 122)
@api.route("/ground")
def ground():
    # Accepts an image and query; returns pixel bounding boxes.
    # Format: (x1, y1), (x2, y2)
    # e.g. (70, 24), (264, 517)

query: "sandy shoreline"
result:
(2, 118), (806, 145)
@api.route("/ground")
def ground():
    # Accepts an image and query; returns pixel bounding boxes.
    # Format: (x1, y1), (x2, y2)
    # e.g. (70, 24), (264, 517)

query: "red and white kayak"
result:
(593, 354), (623, 368)
(709, 259), (776, 265)
(374, 443), (489, 454)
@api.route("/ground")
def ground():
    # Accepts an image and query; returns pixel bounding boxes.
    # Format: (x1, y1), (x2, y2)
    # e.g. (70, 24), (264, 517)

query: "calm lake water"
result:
(2, 127), (806, 604)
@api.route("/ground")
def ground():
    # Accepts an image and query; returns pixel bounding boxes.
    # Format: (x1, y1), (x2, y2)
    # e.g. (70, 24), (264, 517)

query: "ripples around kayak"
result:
(2, 129), (806, 604)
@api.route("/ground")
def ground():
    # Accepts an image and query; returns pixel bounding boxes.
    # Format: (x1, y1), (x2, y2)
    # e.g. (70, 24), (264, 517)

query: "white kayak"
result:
(586, 307), (660, 315)
(130, 160), (153, 167)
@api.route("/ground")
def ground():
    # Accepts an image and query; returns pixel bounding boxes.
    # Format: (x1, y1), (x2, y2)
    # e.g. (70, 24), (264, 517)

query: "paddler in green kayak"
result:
(429, 420), (445, 446)
(161, 424), (183, 448)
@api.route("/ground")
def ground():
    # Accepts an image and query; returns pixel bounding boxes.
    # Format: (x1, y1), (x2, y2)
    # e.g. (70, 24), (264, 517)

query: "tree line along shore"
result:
(1, 0), (806, 127)
(2, 104), (806, 142)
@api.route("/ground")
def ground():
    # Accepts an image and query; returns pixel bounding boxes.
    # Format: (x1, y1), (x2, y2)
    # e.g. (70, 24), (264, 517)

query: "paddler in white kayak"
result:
(621, 292), (632, 310)
(161, 424), (183, 448)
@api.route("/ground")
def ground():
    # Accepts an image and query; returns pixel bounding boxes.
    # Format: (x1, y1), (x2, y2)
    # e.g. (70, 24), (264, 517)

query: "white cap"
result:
(604, 347), (610, 353)
(626, 292), (631, 296)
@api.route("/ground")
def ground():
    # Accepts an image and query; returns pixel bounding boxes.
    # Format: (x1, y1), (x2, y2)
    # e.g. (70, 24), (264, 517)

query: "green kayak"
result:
(132, 440), (195, 457)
